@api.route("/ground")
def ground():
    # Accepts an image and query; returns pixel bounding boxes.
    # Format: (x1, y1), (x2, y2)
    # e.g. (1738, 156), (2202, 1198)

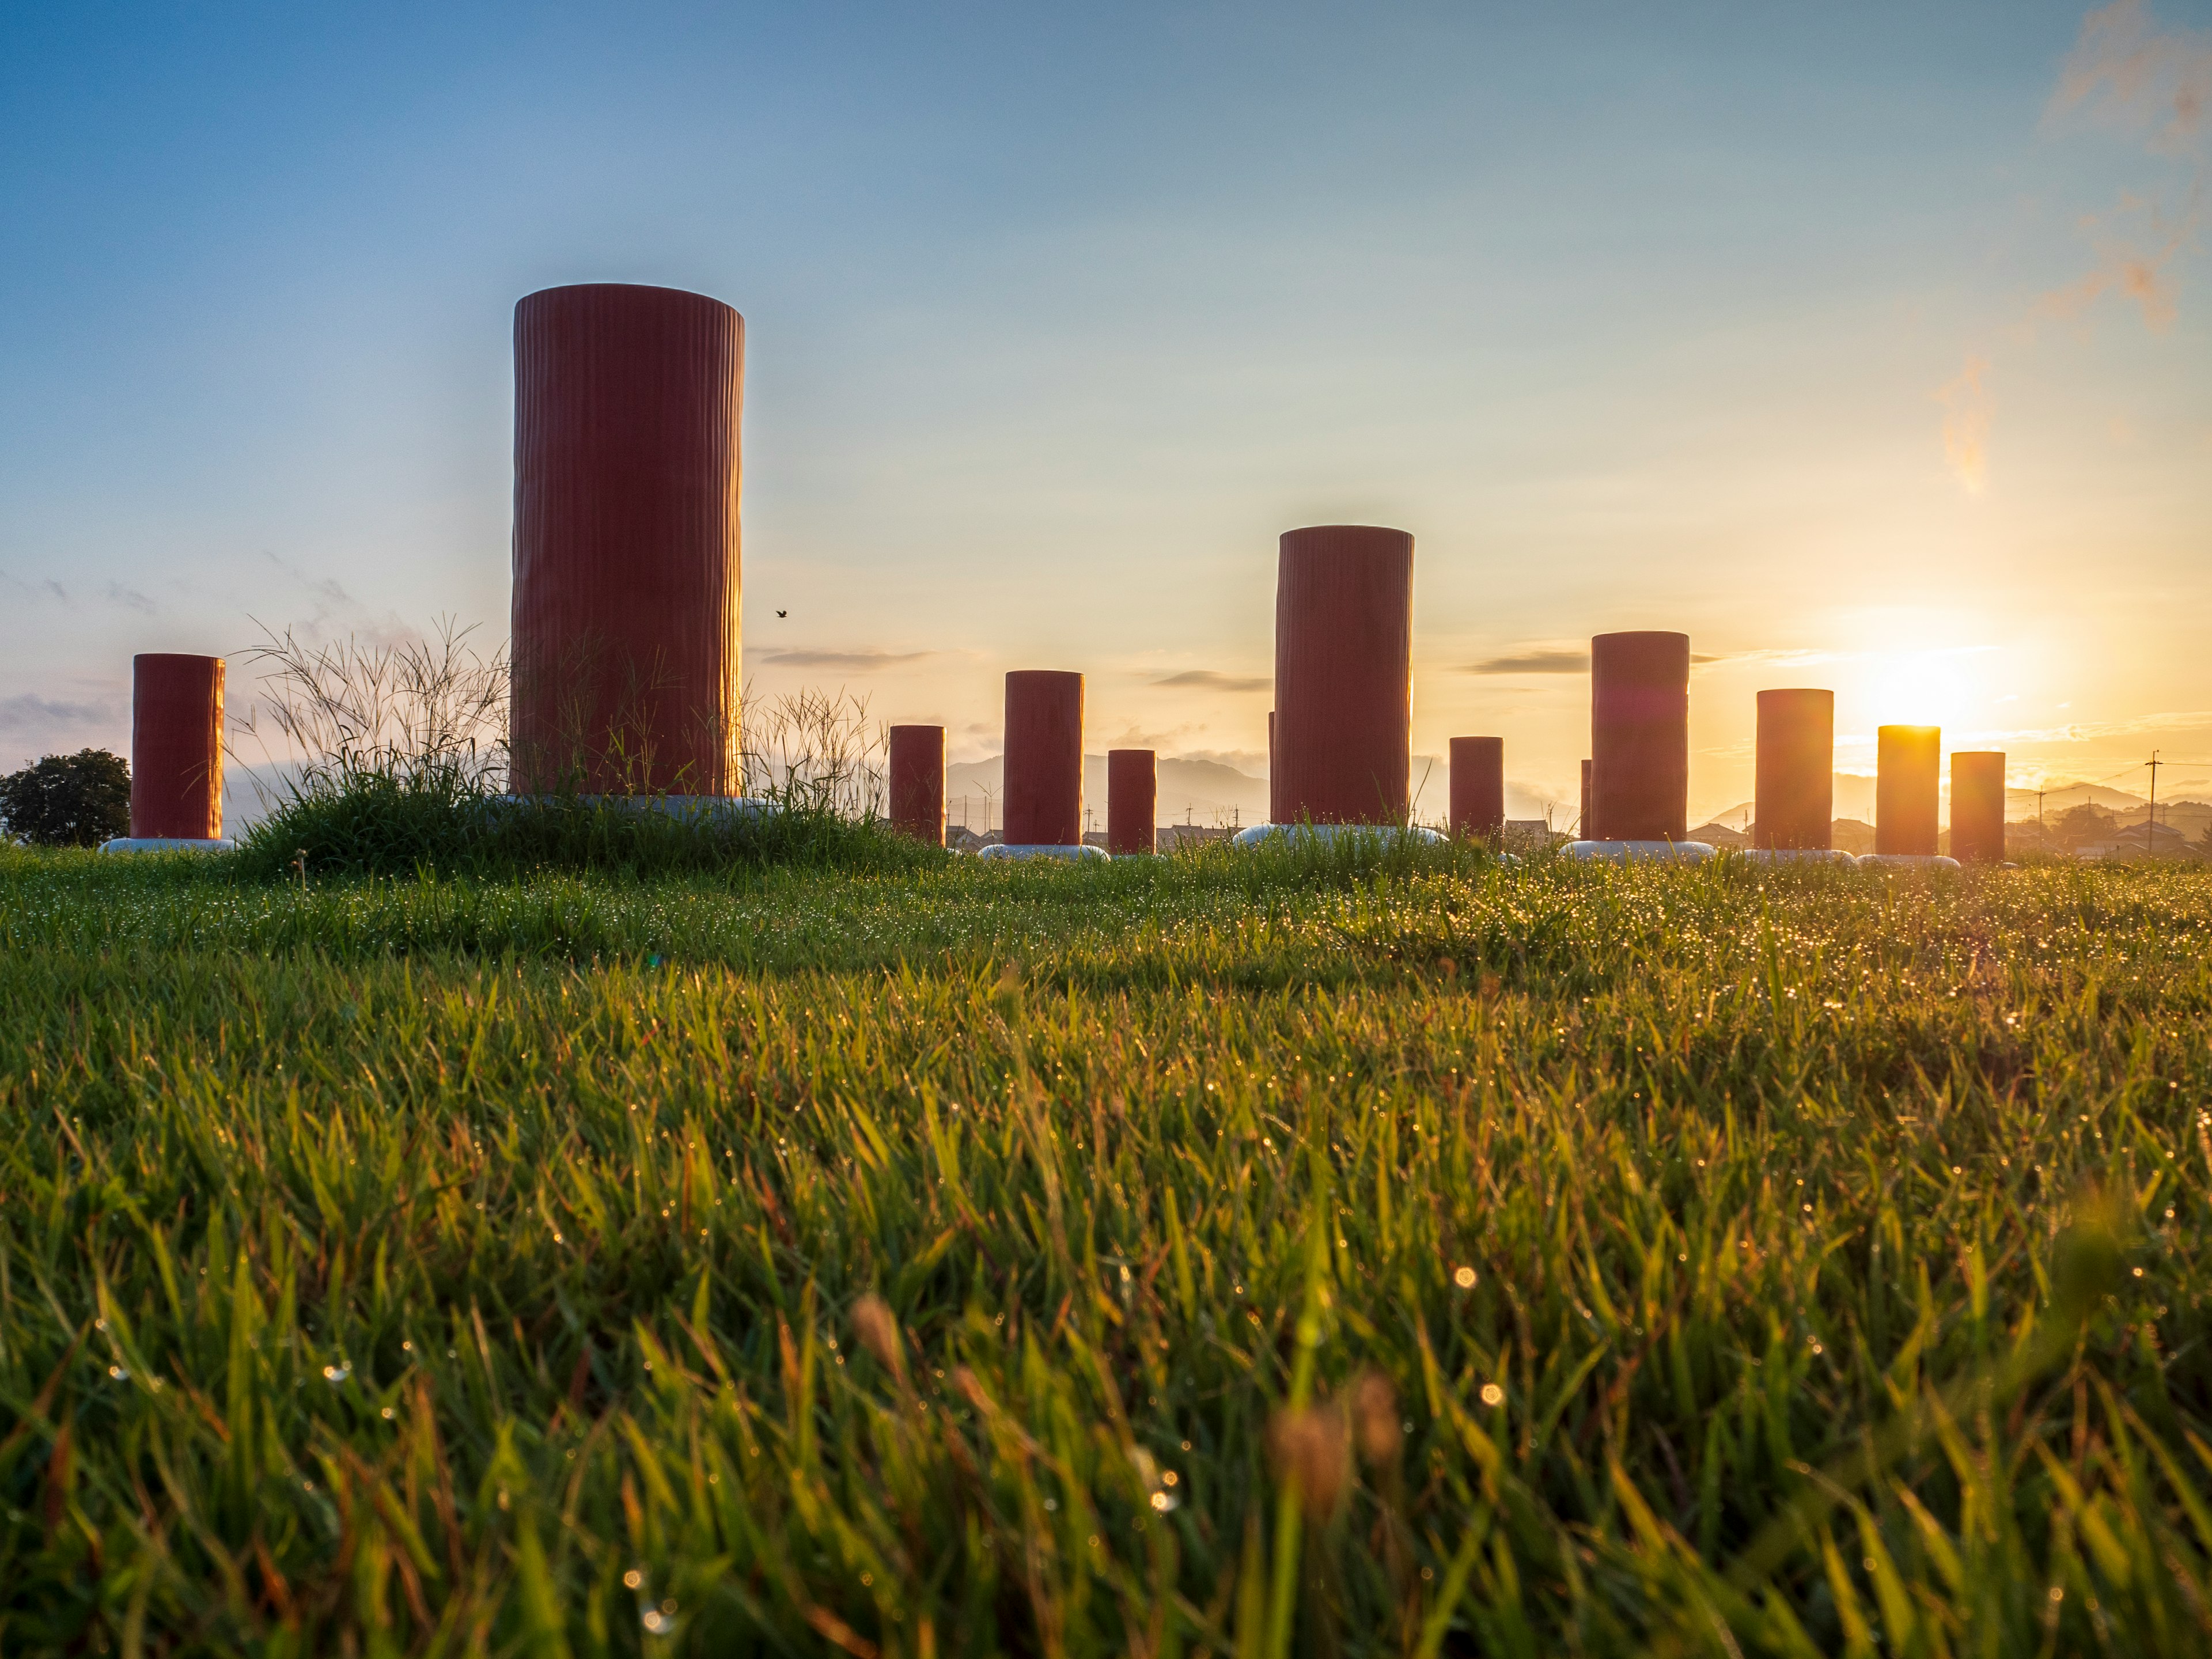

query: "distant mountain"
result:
(2008, 784), (2147, 813)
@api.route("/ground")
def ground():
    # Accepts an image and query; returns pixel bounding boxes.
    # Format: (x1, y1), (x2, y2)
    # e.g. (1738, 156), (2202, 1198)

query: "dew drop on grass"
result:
(323, 1363), (351, 1384)
(108, 1365), (128, 1381)
(1480, 1384), (1505, 1407)
(623, 1569), (644, 1589)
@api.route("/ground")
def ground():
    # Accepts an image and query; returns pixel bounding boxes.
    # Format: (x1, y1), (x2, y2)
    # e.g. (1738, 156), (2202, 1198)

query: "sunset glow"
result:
(1, 2), (2205, 828)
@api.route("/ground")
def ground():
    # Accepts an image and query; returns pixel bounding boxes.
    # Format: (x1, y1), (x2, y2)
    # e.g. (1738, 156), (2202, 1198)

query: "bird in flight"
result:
(775, 609), (787, 618)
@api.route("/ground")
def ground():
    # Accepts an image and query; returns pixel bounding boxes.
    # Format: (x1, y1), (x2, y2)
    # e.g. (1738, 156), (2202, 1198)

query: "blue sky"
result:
(3, 1), (2207, 821)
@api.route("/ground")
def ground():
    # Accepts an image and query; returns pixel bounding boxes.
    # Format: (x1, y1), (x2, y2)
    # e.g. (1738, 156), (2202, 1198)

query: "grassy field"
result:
(2, 842), (2209, 1656)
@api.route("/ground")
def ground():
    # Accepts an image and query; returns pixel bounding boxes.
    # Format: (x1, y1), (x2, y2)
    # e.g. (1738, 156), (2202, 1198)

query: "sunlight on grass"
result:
(1, 845), (2208, 1652)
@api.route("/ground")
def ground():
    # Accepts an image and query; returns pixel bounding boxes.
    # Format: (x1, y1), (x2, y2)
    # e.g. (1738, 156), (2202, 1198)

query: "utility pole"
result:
(2147, 750), (2162, 857)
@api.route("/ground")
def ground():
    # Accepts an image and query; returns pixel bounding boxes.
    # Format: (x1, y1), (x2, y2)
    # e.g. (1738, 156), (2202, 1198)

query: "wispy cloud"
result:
(1937, 2), (2210, 486)
(756, 647), (937, 671)
(257, 552), (412, 646)
(2051, 0), (2212, 151)
(105, 581), (158, 615)
(1150, 669), (1270, 692)
(1937, 356), (1992, 493)
(1460, 649), (1587, 675)
(1977, 707), (2212, 744)
(0, 692), (118, 732)
(1, 570), (73, 605)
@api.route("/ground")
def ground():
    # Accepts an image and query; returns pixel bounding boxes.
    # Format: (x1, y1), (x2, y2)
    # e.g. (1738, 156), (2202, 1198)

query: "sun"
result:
(1845, 648), (1986, 734)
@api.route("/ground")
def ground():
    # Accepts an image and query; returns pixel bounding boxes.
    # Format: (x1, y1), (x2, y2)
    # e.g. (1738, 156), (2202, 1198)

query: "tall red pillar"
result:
(1107, 749), (1156, 855)
(1003, 672), (1083, 845)
(1449, 737), (1504, 839)
(1589, 632), (1689, 841)
(1273, 526), (1412, 824)
(1754, 690), (1833, 850)
(1874, 726), (1941, 855)
(131, 654), (225, 839)
(510, 283), (743, 796)
(888, 725), (945, 847)
(1950, 751), (2006, 863)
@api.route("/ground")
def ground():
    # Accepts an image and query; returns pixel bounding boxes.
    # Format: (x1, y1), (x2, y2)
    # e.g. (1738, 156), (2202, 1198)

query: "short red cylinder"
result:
(1950, 751), (2006, 863)
(510, 283), (744, 796)
(1272, 526), (1412, 824)
(131, 654), (224, 839)
(1107, 749), (1156, 855)
(1003, 671), (1083, 845)
(1589, 631), (1689, 841)
(1449, 737), (1504, 839)
(1580, 759), (1592, 834)
(1754, 690), (1834, 850)
(887, 725), (945, 847)
(1875, 726), (1941, 855)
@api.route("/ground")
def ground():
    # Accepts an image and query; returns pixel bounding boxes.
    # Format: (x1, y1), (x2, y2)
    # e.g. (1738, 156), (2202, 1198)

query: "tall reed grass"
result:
(230, 624), (922, 879)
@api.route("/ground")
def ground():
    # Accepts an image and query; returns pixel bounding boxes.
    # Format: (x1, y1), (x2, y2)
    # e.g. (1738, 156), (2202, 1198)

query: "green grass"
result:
(2, 843), (2210, 1656)
(229, 768), (929, 882)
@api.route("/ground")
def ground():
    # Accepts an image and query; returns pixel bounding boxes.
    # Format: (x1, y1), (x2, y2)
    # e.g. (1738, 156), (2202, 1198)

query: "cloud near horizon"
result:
(1150, 669), (1270, 692)
(0, 692), (120, 732)
(756, 648), (938, 671)
(1461, 647), (1732, 675)
(1461, 649), (1587, 675)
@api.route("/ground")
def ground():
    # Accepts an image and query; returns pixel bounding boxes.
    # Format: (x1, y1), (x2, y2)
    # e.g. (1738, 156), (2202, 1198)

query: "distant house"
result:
(1830, 818), (1876, 855)
(1690, 821), (1749, 849)
(2076, 820), (2194, 860)
(1158, 824), (1235, 853)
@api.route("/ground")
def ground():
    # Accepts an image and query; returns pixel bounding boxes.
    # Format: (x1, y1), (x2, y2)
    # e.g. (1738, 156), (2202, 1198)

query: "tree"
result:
(0, 748), (132, 847)
(2051, 801), (2113, 851)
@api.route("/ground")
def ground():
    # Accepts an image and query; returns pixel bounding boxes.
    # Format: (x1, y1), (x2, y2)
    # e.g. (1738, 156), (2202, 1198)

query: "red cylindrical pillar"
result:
(131, 654), (224, 839)
(1950, 751), (2006, 863)
(1003, 671), (1083, 844)
(887, 725), (945, 847)
(1579, 759), (1592, 834)
(1107, 749), (1156, 855)
(1449, 737), (1504, 839)
(510, 283), (744, 796)
(1874, 726), (1941, 855)
(1753, 690), (1834, 850)
(1273, 526), (1412, 824)
(1589, 631), (1689, 841)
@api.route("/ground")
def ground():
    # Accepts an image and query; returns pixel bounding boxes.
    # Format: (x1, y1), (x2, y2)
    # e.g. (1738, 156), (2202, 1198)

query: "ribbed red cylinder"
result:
(1875, 726), (1941, 855)
(1449, 737), (1504, 839)
(131, 654), (224, 839)
(510, 283), (743, 796)
(1590, 632), (1689, 841)
(1754, 690), (1833, 850)
(1950, 751), (2006, 864)
(1272, 527), (1412, 824)
(1003, 671), (1083, 844)
(888, 725), (945, 847)
(1580, 759), (1592, 834)
(1107, 749), (1156, 855)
